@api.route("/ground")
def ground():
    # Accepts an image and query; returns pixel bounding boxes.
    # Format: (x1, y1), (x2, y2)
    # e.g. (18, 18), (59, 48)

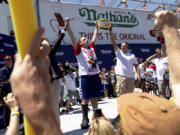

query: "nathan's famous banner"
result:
(39, 1), (157, 45)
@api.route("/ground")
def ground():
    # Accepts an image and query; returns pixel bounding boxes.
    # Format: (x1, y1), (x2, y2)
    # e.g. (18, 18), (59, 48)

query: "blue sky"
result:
(58, 0), (177, 11)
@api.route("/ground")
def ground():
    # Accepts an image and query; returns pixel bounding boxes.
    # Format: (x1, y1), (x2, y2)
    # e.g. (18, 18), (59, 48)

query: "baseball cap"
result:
(117, 93), (180, 135)
(149, 64), (156, 71)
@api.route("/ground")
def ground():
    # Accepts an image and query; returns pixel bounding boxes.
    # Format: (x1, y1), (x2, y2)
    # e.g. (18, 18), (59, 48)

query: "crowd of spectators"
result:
(0, 10), (180, 135)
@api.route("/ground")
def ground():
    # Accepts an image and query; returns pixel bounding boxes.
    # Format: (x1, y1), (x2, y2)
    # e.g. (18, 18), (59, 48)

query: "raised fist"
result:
(154, 10), (177, 31)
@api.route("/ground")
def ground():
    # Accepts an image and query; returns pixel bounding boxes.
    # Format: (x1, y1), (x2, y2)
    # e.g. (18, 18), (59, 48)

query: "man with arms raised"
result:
(109, 29), (140, 96)
(66, 19), (104, 129)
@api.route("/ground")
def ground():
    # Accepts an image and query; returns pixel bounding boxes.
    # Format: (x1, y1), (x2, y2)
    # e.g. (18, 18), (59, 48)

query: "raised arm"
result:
(65, 18), (78, 49)
(4, 93), (19, 135)
(146, 54), (156, 63)
(109, 28), (118, 51)
(50, 30), (65, 56)
(92, 21), (98, 43)
(154, 10), (180, 107)
(10, 28), (63, 135)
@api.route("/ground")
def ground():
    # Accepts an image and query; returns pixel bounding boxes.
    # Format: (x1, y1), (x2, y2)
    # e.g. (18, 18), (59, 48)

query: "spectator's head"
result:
(79, 37), (88, 48)
(88, 117), (115, 135)
(136, 57), (141, 64)
(4, 55), (12, 68)
(155, 48), (161, 58)
(65, 61), (69, 66)
(111, 66), (114, 71)
(102, 67), (106, 73)
(117, 93), (180, 135)
(121, 42), (129, 53)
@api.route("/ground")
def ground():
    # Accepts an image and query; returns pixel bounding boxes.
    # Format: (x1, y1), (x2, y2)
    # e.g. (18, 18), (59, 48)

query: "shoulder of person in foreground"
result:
(10, 28), (63, 135)
(117, 93), (180, 135)
(154, 10), (180, 108)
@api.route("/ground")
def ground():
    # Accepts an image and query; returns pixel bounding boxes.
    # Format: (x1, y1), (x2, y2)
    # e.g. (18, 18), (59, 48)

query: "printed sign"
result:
(39, 1), (157, 44)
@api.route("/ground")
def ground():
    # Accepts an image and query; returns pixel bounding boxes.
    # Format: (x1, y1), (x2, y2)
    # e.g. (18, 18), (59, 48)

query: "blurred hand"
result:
(65, 17), (70, 29)
(154, 10), (177, 31)
(3, 93), (19, 112)
(10, 28), (51, 119)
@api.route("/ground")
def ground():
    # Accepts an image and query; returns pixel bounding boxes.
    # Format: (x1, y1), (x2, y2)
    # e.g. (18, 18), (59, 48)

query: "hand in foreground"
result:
(10, 28), (63, 135)
(154, 10), (177, 31)
(11, 28), (51, 117)
(3, 93), (19, 112)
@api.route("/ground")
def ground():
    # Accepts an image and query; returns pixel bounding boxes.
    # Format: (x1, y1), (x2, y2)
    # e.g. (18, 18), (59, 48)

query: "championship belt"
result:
(97, 18), (111, 30)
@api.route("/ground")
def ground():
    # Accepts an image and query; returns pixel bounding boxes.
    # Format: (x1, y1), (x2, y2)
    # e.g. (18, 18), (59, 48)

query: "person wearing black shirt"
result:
(48, 29), (65, 125)
(0, 55), (13, 127)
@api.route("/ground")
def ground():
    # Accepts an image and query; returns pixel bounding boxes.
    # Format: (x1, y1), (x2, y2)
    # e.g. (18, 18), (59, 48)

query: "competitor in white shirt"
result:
(109, 28), (140, 96)
(66, 18), (104, 129)
(146, 47), (169, 98)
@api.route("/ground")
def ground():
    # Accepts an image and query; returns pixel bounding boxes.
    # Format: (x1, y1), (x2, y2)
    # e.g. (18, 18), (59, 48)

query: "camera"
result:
(94, 109), (102, 117)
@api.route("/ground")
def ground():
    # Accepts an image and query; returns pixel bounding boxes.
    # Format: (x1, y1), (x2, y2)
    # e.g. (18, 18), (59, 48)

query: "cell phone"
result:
(94, 109), (102, 117)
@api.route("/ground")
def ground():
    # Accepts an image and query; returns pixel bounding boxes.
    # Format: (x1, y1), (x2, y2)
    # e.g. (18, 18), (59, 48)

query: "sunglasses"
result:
(4, 58), (11, 61)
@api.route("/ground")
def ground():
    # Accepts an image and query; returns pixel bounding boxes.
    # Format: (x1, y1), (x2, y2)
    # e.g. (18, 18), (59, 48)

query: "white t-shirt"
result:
(64, 74), (76, 91)
(145, 68), (153, 80)
(74, 42), (100, 76)
(151, 57), (168, 81)
(115, 48), (138, 79)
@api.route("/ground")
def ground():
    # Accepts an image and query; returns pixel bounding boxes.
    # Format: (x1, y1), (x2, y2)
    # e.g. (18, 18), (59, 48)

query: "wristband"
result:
(11, 111), (20, 116)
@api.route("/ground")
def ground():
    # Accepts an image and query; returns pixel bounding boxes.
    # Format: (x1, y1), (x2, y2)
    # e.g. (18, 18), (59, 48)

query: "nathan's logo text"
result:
(79, 8), (139, 28)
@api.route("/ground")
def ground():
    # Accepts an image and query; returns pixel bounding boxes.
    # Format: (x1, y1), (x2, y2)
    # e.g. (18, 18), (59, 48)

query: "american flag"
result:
(99, 0), (106, 6)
